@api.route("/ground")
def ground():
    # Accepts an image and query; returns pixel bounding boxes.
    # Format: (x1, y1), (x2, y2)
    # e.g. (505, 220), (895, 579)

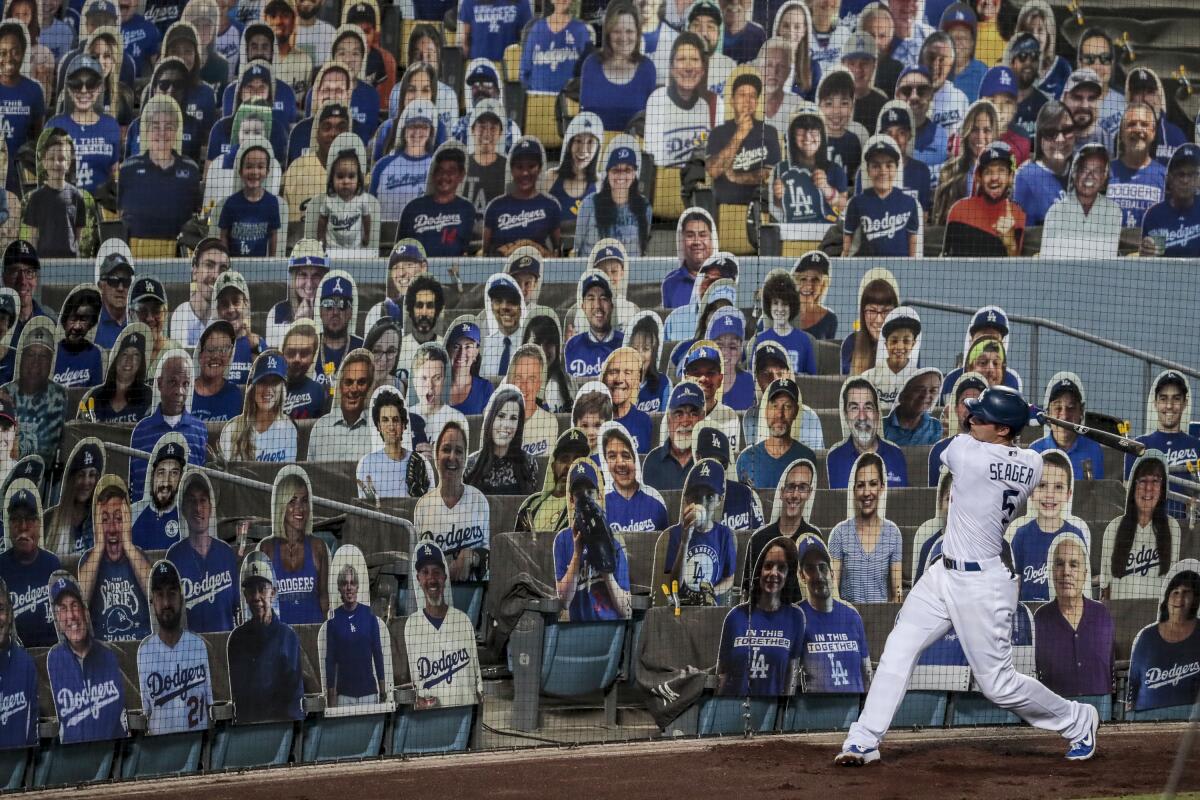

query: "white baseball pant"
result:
(844, 556), (1093, 750)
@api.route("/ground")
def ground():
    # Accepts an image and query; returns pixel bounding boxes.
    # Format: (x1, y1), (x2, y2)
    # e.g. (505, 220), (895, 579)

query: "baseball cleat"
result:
(1065, 705), (1099, 761)
(834, 744), (880, 766)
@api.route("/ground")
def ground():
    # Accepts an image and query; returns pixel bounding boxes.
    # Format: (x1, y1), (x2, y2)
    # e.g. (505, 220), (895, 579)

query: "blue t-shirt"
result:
(1012, 88), (1049, 141)
(450, 376), (495, 415)
(47, 642), (127, 744)
(717, 602), (805, 696)
(167, 535), (239, 633)
(192, 382), (244, 422)
(614, 406), (653, 454)
(579, 54), (657, 132)
(564, 330), (623, 381)
(1013, 159), (1068, 228)
(1030, 433), (1105, 480)
(854, 159), (935, 214)
(1129, 623), (1200, 712)
(952, 60), (989, 103)
(90, 554), (152, 642)
(0, 78), (45, 191)
(219, 190), (280, 256)
(1142, 199), (1200, 258)
(1010, 519), (1086, 601)
(131, 505), (182, 552)
(722, 370), (756, 412)
(552, 526), (631, 622)
(722, 480), (765, 531)
(753, 327), (816, 375)
(776, 161), (845, 223)
(372, 151), (433, 221)
(844, 188), (920, 257)
(664, 522), (737, 593)
(636, 377), (671, 414)
(825, 439), (909, 488)
(484, 193), (562, 253)
(661, 265), (695, 309)
(226, 335), (261, 386)
(324, 604), (385, 697)
(798, 599), (868, 693)
(459, 0), (533, 61)
(520, 17), (591, 94)
(911, 120), (948, 176)
(736, 440), (818, 492)
(0, 548), (61, 648)
(1108, 159), (1167, 229)
(46, 114), (122, 193)
(54, 343), (104, 388)
(285, 377), (327, 420)
(604, 487), (669, 533)
(0, 642), (38, 749)
(399, 194), (476, 257)
(883, 412), (941, 446)
(121, 15), (162, 75)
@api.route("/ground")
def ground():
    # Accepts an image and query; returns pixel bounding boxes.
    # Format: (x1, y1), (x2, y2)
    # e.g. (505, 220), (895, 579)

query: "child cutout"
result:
(1006, 449), (1091, 603)
(843, 133), (920, 257)
(218, 135), (280, 256)
(23, 128), (87, 258)
(861, 306), (921, 413)
(316, 133), (373, 249)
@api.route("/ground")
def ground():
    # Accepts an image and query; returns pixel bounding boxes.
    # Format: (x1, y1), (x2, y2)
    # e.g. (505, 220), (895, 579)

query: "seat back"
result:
(698, 696), (777, 734)
(652, 166), (685, 222)
(32, 741), (115, 788)
(119, 732), (204, 778)
(301, 714), (387, 762)
(391, 705), (474, 754)
(781, 694), (860, 732)
(541, 621), (626, 697)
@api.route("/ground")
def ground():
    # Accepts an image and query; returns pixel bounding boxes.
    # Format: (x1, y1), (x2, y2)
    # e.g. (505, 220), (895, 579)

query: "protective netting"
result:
(0, 0), (1197, 786)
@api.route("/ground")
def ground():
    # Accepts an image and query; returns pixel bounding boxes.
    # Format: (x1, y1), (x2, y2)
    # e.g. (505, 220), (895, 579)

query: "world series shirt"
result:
(90, 555), (152, 642)
(48, 642), (128, 744)
(798, 599), (869, 693)
(137, 630), (212, 735)
(716, 603), (805, 696)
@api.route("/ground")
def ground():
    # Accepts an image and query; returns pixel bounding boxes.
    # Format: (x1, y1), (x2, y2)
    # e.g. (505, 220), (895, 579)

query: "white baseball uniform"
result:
(137, 631), (212, 736)
(843, 434), (1093, 751)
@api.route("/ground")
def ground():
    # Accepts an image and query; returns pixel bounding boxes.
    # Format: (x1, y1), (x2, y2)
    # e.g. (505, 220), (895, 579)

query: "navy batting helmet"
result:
(964, 385), (1029, 436)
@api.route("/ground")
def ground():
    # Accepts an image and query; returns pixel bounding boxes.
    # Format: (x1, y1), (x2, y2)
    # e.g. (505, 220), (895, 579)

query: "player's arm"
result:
(127, 546), (153, 596)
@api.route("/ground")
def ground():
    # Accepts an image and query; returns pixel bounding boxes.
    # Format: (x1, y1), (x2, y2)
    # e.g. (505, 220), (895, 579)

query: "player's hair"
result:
(405, 273), (445, 323)
(762, 271), (801, 321)
(851, 279), (898, 375)
(1112, 458), (1172, 580)
(96, 482), (127, 506)
(852, 452), (885, 494)
(370, 386), (408, 430)
(1158, 570), (1200, 622)
(932, 101), (1000, 225)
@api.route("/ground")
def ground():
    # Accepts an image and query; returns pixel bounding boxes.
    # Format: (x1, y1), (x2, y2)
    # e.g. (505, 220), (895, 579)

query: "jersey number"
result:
(186, 696), (203, 728)
(999, 489), (1020, 526)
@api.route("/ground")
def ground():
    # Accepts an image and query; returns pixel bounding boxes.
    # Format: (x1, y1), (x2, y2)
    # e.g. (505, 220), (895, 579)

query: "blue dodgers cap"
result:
(153, 440), (187, 469)
(66, 53), (103, 77)
(969, 306), (1009, 336)
(701, 252), (739, 280)
(69, 442), (102, 474)
(244, 61), (272, 83)
(753, 340), (789, 371)
(795, 532), (830, 565)
(705, 307), (745, 340)
(568, 458), (600, 491)
(509, 138), (542, 164)
(668, 381), (704, 410)
(593, 243), (625, 268)
(878, 104), (912, 131)
(766, 377), (800, 404)
(1169, 143), (1200, 172)
(389, 239), (427, 266)
(133, 276), (167, 304)
(251, 350), (287, 384)
(580, 271), (613, 299)
(1009, 32), (1041, 56)
(841, 32), (876, 61)
(979, 66), (1018, 98)
(320, 274), (354, 300)
(683, 344), (721, 372)
(606, 144), (637, 171)
(50, 575), (83, 605)
(414, 541), (445, 571)
(695, 426), (730, 466)
(938, 1), (977, 30)
(83, 0), (118, 16)
(977, 141), (1015, 171)
(3, 240), (39, 270)
(150, 560), (181, 592)
(686, 458), (725, 495)
(447, 320), (481, 345)
(507, 250), (542, 277)
(864, 135), (901, 162)
(466, 62), (499, 85)
(289, 252), (328, 271)
(1047, 375), (1083, 403)
(7, 487), (36, 516)
(897, 64), (931, 85)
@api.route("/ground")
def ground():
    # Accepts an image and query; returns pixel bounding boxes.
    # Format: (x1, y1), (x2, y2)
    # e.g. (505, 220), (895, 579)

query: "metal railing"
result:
(906, 298), (1200, 405)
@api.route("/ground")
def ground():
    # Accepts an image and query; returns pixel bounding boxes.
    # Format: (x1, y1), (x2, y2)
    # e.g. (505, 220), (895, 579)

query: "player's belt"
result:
(940, 557), (983, 572)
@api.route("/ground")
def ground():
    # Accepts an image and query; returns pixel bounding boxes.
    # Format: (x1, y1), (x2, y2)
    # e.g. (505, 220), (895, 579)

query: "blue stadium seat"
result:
(31, 740), (116, 787)
(948, 693), (1022, 726)
(452, 580), (486, 629)
(1129, 705), (1194, 721)
(209, 722), (295, 769)
(540, 621), (626, 698)
(781, 694), (862, 732)
(893, 691), (949, 728)
(302, 714), (387, 762)
(1076, 694), (1114, 721)
(0, 749), (29, 790)
(391, 705), (475, 755)
(697, 696), (777, 734)
(119, 732), (205, 778)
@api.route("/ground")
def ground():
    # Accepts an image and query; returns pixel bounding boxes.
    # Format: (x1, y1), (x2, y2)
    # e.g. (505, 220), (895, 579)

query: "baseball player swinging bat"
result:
(1035, 411), (1147, 456)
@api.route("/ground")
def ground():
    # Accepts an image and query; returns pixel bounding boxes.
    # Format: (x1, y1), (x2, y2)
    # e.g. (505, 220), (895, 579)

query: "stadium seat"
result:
(717, 205), (754, 256)
(1128, 705), (1194, 722)
(130, 238), (178, 259)
(524, 95), (562, 150)
(301, 714), (387, 762)
(781, 694), (861, 732)
(31, 740), (116, 788)
(697, 695), (778, 734)
(651, 164), (686, 223)
(1075, 694), (1114, 722)
(893, 665), (971, 728)
(391, 703), (475, 755)
(0, 749), (29, 790)
(119, 731), (205, 778)
(452, 580), (486, 629)
(209, 721), (296, 769)
(950, 644), (1038, 727)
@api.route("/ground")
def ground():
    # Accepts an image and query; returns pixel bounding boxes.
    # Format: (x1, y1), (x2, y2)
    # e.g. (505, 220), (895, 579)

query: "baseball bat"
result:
(1035, 412), (1147, 456)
